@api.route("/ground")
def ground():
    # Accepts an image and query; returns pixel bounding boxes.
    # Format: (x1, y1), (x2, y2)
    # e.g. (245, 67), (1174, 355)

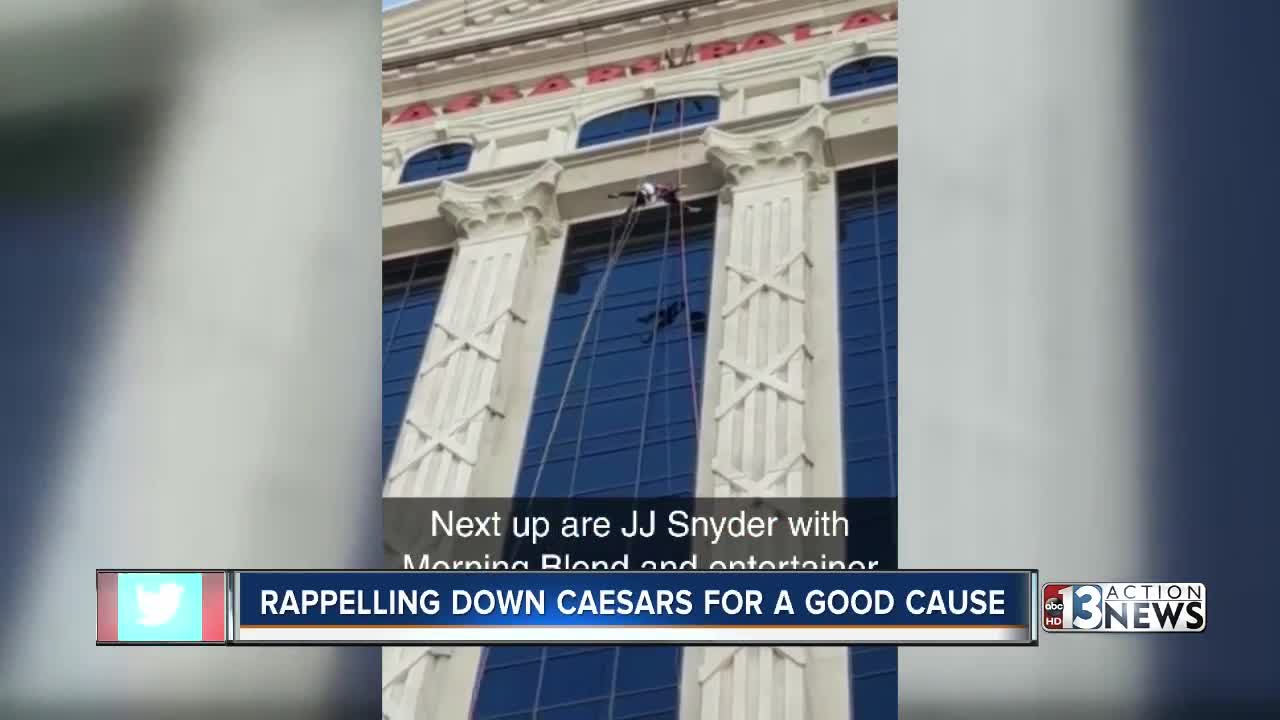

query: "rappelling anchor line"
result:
(663, 42), (695, 69)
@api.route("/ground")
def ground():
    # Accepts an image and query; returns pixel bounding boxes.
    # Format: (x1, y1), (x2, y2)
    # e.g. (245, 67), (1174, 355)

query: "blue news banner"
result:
(232, 571), (1038, 645)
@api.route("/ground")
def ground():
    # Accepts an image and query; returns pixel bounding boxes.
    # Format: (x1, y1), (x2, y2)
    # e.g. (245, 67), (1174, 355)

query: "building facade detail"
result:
(382, 144), (405, 187)
(701, 106), (829, 499)
(380, 2), (898, 190)
(817, 38), (898, 84)
(690, 106), (838, 720)
(382, 3), (895, 718)
(382, 160), (563, 720)
(384, 159), (563, 500)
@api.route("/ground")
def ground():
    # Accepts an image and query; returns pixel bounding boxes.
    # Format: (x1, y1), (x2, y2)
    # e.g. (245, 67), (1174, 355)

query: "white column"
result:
(384, 160), (563, 498)
(691, 107), (848, 720)
(702, 107), (831, 503)
(381, 160), (563, 720)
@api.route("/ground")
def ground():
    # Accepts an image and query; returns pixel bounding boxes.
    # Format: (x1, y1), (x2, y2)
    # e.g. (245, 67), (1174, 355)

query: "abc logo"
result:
(1043, 593), (1065, 628)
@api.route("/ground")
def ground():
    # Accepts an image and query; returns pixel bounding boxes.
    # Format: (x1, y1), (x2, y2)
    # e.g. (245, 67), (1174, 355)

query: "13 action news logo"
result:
(1042, 583), (1205, 632)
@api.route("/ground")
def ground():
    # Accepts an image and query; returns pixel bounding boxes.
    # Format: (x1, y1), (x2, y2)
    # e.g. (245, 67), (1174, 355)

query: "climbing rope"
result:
(870, 166), (897, 495)
(523, 9), (711, 521)
(630, 202), (674, 498)
(673, 99), (701, 446)
(522, 20), (672, 504)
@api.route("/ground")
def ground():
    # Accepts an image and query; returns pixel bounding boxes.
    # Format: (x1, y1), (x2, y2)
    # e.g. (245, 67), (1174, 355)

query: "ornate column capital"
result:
(381, 145), (404, 188)
(702, 106), (832, 191)
(381, 144), (403, 167)
(439, 160), (564, 245)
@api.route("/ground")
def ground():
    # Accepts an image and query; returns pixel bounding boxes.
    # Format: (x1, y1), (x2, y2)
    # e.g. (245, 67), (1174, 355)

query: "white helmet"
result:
(640, 181), (657, 196)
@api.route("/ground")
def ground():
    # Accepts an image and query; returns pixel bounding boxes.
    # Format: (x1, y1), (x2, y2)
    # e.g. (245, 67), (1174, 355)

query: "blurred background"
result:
(900, 1), (1280, 717)
(0, 1), (382, 717)
(0, 0), (1276, 717)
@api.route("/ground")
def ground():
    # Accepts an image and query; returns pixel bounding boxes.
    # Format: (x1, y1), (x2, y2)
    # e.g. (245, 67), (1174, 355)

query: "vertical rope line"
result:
(383, 254), (429, 486)
(674, 100), (700, 447)
(381, 254), (420, 362)
(522, 223), (635, 716)
(632, 205), (674, 498)
(524, 211), (635, 505)
(662, 260), (675, 496)
(530, 645), (549, 716)
(526, 20), (671, 502)
(472, 16), (685, 720)
(870, 166), (897, 495)
(566, 249), (611, 499)
(606, 645), (623, 720)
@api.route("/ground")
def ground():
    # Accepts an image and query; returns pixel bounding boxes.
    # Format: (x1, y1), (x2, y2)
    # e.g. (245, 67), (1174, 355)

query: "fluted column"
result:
(382, 160), (562, 720)
(385, 160), (563, 498)
(702, 107), (830, 502)
(692, 107), (843, 720)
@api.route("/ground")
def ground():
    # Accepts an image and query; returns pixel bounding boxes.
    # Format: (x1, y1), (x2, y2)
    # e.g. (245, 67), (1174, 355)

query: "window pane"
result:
(577, 97), (720, 148)
(401, 142), (472, 183)
(830, 56), (898, 96)
(382, 251), (451, 474)
(838, 160), (898, 719)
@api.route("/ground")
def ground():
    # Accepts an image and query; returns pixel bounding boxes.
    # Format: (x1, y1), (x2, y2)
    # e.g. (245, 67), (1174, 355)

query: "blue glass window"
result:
(471, 199), (716, 720)
(830, 56), (898, 97)
(838, 160), (898, 718)
(577, 97), (719, 149)
(400, 142), (471, 183)
(850, 644), (899, 718)
(839, 161), (898, 499)
(382, 251), (451, 474)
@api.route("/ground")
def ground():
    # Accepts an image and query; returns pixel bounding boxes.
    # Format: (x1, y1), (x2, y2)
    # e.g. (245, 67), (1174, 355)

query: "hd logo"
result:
(1042, 583), (1205, 632)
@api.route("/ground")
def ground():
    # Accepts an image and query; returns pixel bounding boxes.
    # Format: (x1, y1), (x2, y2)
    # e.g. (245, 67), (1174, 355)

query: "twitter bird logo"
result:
(118, 573), (203, 641)
(136, 583), (183, 626)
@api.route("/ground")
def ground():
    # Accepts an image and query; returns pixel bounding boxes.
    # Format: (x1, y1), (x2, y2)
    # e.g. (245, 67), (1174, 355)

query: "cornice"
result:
(703, 105), (832, 189)
(438, 160), (565, 244)
(383, 0), (726, 70)
(382, 17), (896, 143)
(381, 0), (895, 93)
(383, 88), (890, 211)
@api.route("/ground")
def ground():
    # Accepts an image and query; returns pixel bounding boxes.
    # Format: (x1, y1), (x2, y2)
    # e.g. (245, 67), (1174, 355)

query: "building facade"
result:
(381, 1), (898, 718)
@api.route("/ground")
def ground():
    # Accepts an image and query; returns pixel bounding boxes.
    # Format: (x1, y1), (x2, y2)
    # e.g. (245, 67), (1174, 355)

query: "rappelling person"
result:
(637, 300), (708, 345)
(609, 181), (702, 215)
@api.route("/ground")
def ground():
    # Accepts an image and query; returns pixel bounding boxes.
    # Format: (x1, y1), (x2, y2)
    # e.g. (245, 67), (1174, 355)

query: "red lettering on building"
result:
(443, 94), (482, 113)
(697, 41), (738, 62)
(488, 85), (522, 103)
(391, 102), (436, 124)
(588, 65), (627, 85)
(793, 24), (828, 41)
(740, 32), (784, 53)
(841, 12), (886, 31)
(630, 56), (663, 75)
(531, 75), (574, 95)
(383, 6), (900, 122)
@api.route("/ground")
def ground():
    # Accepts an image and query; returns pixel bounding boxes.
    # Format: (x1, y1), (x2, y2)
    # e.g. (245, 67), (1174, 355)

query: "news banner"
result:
(95, 499), (1205, 645)
(100, 570), (1039, 645)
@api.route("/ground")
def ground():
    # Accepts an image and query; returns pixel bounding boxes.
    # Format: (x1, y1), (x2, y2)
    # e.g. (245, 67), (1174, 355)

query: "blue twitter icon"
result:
(117, 573), (203, 641)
